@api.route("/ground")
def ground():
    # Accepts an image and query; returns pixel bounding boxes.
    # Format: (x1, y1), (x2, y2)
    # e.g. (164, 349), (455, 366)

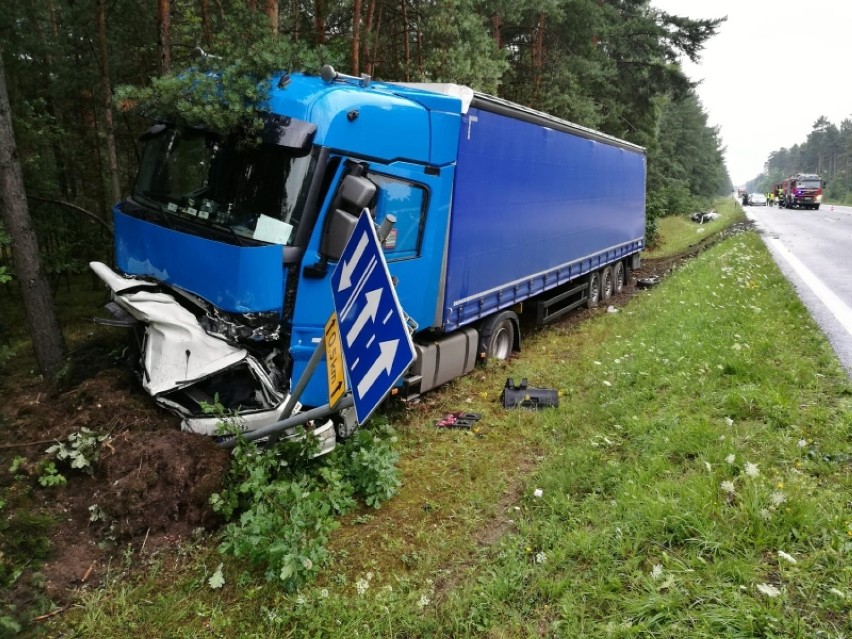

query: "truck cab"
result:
(779, 173), (824, 210)
(95, 72), (463, 437)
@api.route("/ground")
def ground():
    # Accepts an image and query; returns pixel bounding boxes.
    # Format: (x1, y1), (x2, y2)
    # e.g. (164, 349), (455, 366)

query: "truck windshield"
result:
(132, 126), (316, 246)
(798, 179), (821, 189)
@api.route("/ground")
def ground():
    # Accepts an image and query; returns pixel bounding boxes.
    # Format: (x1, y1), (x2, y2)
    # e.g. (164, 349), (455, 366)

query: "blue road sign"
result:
(330, 212), (416, 425)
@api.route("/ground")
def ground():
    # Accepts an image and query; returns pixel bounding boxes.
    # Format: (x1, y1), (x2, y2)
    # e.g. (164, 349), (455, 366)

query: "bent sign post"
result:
(330, 212), (415, 425)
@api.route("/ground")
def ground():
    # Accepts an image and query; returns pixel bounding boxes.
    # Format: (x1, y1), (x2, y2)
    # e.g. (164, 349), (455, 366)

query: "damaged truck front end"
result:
(91, 261), (288, 432)
(93, 114), (336, 453)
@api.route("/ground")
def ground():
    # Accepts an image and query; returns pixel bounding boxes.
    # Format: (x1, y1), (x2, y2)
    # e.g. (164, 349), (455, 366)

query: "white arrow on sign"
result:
(356, 339), (398, 398)
(346, 288), (382, 347)
(337, 232), (369, 292)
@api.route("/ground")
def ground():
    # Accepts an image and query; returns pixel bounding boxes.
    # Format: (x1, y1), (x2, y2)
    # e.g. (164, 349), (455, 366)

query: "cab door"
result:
(289, 157), (454, 407)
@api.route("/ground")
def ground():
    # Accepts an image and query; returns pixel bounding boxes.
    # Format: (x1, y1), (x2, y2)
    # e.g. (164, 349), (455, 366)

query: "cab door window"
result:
(368, 173), (428, 261)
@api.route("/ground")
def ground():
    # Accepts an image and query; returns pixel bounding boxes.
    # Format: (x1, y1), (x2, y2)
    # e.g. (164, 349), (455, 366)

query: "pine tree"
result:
(0, 57), (67, 379)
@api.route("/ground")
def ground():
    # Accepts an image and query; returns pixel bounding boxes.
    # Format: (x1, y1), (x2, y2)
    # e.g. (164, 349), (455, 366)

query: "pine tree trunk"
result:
(314, 0), (326, 44)
(362, 0), (376, 75)
(491, 12), (502, 49)
(157, 0), (171, 74)
(266, 0), (279, 36)
(97, 0), (121, 205)
(371, 4), (383, 77)
(351, 0), (362, 75)
(416, 25), (423, 76)
(30, 0), (70, 197)
(0, 58), (67, 379)
(200, 0), (213, 49)
(531, 12), (545, 102)
(401, 0), (410, 81)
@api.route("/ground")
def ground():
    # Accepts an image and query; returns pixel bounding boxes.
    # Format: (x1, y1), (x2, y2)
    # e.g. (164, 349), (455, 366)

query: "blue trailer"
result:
(92, 67), (645, 448)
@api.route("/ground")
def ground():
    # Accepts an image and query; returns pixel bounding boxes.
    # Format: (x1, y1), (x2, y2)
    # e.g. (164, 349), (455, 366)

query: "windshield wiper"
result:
(131, 193), (176, 229)
(224, 225), (247, 247)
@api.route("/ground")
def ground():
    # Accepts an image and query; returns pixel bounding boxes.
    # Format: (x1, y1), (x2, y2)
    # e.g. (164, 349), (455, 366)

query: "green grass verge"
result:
(645, 198), (744, 260)
(55, 228), (851, 638)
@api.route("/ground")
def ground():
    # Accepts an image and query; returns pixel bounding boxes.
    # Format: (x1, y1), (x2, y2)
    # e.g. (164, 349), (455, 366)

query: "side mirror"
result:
(302, 176), (377, 276)
(318, 175), (376, 261)
(320, 208), (360, 261)
(337, 174), (376, 211)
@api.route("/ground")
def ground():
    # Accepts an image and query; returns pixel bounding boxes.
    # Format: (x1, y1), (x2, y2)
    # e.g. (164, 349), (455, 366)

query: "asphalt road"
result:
(743, 200), (852, 376)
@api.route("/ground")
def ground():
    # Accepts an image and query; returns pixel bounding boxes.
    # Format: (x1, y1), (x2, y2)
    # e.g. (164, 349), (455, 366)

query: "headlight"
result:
(816, 194), (823, 202)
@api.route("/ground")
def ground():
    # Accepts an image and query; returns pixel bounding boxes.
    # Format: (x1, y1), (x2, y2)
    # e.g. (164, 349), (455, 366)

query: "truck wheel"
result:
(814, 204), (820, 210)
(480, 310), (518, 361)
(612, 261), (625, 294)
(586, 271), (601, 308)
(600, 266), (614, 301)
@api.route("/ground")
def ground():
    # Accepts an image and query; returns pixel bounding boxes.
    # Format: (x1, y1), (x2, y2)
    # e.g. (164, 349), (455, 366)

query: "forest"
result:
(748, 115), (852, 202)
(0, 0), (730, 377)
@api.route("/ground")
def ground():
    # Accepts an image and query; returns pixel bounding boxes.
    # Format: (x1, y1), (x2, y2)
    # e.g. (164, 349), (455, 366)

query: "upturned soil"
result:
(0, 363), (230, 611)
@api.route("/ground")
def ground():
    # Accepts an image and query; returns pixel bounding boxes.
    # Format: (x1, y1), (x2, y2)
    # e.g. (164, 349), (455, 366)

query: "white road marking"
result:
(767, 237), (852, 336)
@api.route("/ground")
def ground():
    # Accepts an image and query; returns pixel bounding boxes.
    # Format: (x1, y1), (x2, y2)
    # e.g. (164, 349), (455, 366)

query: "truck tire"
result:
(814, 204), (820, 210)
(612, 261), (625, 294)
(586, 271), (601, 308)
(600, 265), (614, 301)
(480, 310), (518, 361)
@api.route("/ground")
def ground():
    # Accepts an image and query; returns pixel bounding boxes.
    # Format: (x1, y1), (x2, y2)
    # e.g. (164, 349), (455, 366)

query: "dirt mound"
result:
(0, 365), (230, 603)
(2, 368), (169, 443)
(97, 429), (229, 539)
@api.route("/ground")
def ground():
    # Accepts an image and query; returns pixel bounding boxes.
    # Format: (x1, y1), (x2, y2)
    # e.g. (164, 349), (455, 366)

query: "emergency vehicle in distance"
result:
(778, 173), (824, 210)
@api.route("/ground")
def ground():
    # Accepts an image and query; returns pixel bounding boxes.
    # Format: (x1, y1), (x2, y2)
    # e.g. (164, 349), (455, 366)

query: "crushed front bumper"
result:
(90, 261), (335, 454)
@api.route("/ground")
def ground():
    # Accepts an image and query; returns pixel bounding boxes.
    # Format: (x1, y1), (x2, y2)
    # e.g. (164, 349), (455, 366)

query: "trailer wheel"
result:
(612, 261), (625, 294)
(480, 311), (518, 361)
(586, 271), (601, 308)
(600, 266), (614, 301)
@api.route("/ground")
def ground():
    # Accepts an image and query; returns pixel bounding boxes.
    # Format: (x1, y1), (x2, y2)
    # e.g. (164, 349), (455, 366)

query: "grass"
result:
(645, 197), (743, 259)
(33, 206), (852, 637)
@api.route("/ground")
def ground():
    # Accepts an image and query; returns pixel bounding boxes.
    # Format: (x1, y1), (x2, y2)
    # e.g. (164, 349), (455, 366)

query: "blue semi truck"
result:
(92, 66), (646, 449)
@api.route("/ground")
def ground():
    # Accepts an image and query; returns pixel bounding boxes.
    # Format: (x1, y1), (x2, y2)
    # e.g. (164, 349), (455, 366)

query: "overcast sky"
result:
(650, 0), (852, 187)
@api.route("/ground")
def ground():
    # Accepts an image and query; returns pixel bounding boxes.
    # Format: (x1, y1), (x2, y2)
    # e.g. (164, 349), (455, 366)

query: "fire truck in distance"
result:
(778, 173), (824, 210)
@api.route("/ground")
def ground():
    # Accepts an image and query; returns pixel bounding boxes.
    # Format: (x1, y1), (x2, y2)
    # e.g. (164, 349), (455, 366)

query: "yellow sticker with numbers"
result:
(324, 313), (346, 409)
